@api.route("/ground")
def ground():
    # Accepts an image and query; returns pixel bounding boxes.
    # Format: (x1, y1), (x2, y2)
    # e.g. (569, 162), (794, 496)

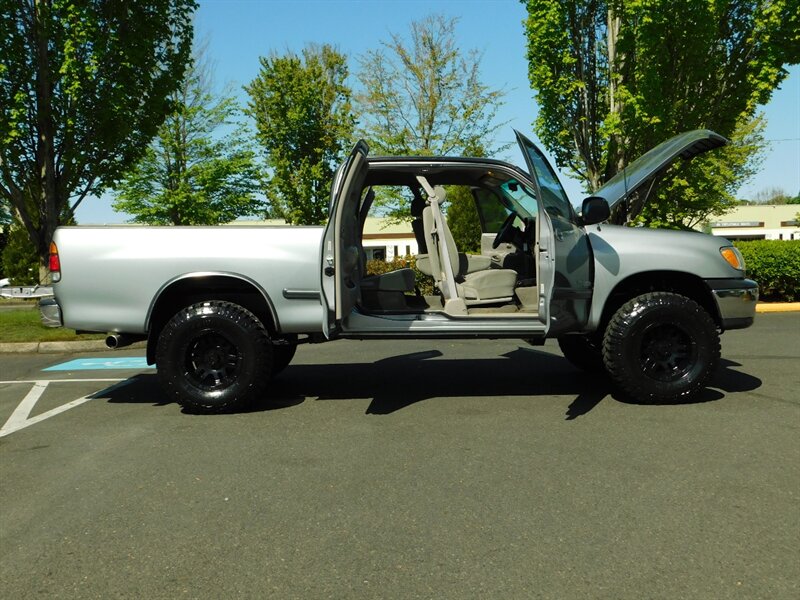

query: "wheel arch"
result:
(595, 270), (721, 333)
(145, 272), (279, 365)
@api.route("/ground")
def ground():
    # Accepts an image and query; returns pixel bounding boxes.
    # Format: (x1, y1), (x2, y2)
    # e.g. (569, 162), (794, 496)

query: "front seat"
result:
(421, 186), (517, 305)
(415, 188), (493, 278)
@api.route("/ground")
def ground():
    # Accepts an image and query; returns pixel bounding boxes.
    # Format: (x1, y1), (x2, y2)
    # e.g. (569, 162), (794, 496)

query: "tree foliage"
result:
(748, 186), (800, 204)
(113, 45), (263, 225)
(0, 198), (11, 225)
(357, 15), (506, 158)
(356, 15), (507, 220)
(1, 223), (38, 285)
(246, 45), (354, 225)
(0, 0), (196, 265)
(523, 0), (799, 227)
(0, 200), (10, 278)
(446, 186), (482, 253)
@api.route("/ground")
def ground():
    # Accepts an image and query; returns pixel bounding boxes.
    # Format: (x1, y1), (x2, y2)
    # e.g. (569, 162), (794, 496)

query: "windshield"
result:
(498, 179), (537, 219)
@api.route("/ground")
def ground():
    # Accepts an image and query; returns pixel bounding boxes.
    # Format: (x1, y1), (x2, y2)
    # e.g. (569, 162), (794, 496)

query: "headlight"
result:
(720, 246), (745, 271)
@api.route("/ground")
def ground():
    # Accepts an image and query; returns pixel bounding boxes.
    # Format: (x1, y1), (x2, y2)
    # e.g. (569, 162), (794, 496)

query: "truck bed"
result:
(53, 225), (325, 334)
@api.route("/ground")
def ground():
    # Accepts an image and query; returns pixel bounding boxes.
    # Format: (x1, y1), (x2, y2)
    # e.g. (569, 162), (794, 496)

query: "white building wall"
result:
(363, 238), (419, 261)
(708, 205), (799, 241)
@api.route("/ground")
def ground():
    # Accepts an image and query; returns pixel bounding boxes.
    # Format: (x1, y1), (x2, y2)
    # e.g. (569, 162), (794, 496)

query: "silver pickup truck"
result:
(50, 130), (758, 412)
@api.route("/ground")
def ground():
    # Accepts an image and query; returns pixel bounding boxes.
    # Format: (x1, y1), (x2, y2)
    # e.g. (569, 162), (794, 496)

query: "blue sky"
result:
(76, 0), (800, 223)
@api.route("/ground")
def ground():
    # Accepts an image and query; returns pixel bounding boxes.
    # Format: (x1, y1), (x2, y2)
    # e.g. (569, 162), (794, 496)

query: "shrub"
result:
(734, 240), (800, 302)
(365, 255), (436, 296)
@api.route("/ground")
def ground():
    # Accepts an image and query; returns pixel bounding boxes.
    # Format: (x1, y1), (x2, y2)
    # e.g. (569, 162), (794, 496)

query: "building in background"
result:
(361, 217), (417, 260)
(708, 205), (799, 241)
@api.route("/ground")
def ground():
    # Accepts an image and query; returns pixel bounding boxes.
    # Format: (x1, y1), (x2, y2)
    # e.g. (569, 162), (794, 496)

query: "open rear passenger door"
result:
(320, 141), (369, 339)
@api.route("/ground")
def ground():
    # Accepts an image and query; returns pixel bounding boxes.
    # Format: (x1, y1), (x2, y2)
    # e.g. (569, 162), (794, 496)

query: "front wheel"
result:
(156, 301), (273, 413)
(602, 292), (720, 403)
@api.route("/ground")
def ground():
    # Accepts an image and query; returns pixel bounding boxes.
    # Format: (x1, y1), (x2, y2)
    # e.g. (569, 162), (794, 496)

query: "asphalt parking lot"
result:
(1, 313), (798, 599)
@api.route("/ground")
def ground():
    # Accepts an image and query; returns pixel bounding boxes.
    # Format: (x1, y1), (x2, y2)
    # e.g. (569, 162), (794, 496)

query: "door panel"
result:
(515, 131), (593, 333)
(321, 141), (369, 338)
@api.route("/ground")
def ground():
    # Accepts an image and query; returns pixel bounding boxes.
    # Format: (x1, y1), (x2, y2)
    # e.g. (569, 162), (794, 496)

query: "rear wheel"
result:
(602, 292), (720, 403)
(156, 301), (273, 413)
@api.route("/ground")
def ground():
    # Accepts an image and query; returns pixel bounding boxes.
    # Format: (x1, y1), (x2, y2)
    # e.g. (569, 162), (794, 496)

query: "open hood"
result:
(592, 129), (728, 209)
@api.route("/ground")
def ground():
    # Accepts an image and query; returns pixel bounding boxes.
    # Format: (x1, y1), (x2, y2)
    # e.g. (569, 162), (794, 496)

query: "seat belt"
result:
(415, 176), (458, 301)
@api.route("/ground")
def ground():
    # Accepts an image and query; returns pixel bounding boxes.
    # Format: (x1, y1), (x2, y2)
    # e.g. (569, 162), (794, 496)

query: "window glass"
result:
(474, 189), (512, 232)
(473, 179), (539, 232)
(498, 180), (538, 220)
(524, 148), (574, 220)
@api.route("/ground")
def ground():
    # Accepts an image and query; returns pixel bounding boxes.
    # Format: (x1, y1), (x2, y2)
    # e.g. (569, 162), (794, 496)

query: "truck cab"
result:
(320, 132), (597, 341)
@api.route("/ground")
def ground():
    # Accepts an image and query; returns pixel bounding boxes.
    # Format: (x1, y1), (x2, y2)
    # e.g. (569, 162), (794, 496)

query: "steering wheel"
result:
(492, 211), (518, 249)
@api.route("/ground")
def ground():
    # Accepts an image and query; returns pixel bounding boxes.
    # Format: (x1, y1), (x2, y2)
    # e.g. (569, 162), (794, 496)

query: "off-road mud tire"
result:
(156, 301), (273, 413)
(602, 292), (720, 403)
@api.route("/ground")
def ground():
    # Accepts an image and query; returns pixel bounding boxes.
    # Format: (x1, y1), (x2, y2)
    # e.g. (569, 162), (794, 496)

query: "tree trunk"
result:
(34, 0), (59, 269)
(606, 6), (628, 224)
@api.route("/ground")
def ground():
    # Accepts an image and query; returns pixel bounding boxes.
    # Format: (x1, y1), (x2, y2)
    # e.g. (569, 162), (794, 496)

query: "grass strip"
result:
(0, 308), (106, 343)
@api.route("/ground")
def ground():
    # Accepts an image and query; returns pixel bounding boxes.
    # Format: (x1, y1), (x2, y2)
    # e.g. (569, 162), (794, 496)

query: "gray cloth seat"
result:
(360, 268), (415, 292)
(417, 251), (492, 278)
(420, 188), (516, 304)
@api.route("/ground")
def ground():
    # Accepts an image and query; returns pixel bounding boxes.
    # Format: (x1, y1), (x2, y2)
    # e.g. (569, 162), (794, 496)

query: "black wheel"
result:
(602, 292), (720, 403)
(156, 301), (273, 413)
(558, 333), (605, 372)
(271, 337), (297, 377)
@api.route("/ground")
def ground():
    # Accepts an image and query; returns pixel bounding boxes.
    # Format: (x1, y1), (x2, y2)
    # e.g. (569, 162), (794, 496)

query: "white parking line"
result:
(0, 378), (131, 438)
(0, 379), (124, 384)
(2, 381), (49, 436)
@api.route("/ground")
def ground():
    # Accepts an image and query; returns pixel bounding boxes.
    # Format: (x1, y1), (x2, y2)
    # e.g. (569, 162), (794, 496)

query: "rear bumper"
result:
(39, 298), (63, 328)
(706, 278), (758, 330)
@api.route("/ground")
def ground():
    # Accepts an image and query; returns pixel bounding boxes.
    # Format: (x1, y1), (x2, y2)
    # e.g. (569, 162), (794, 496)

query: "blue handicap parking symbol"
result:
(43, 357), (154, 371)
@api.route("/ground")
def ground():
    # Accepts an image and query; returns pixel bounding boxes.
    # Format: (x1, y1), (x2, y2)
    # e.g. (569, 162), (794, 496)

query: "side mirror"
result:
(581, 196), (610, 225)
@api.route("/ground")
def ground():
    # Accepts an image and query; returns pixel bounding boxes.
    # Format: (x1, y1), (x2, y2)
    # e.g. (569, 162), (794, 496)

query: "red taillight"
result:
(49, 241), (61, 281)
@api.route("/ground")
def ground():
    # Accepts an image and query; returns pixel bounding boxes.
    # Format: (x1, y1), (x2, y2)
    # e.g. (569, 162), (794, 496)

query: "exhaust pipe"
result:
(105, 334), (144, 349)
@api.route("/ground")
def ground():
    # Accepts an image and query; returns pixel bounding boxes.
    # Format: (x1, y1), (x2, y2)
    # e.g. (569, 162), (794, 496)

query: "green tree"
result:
(446, 186), (482, 253)
(113, 45), (263, 225)
(1, 224), (38, 285)
(523, 0), (799, 227)
(246, 45), (354, 225)
(0, 198), (11, 225)
(0, 0), (196, 269)
(0, 200), (10, 279)
(357, 15), (506, 157)
(750, 186), (794, 204)
(356, 15), (507, 220)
